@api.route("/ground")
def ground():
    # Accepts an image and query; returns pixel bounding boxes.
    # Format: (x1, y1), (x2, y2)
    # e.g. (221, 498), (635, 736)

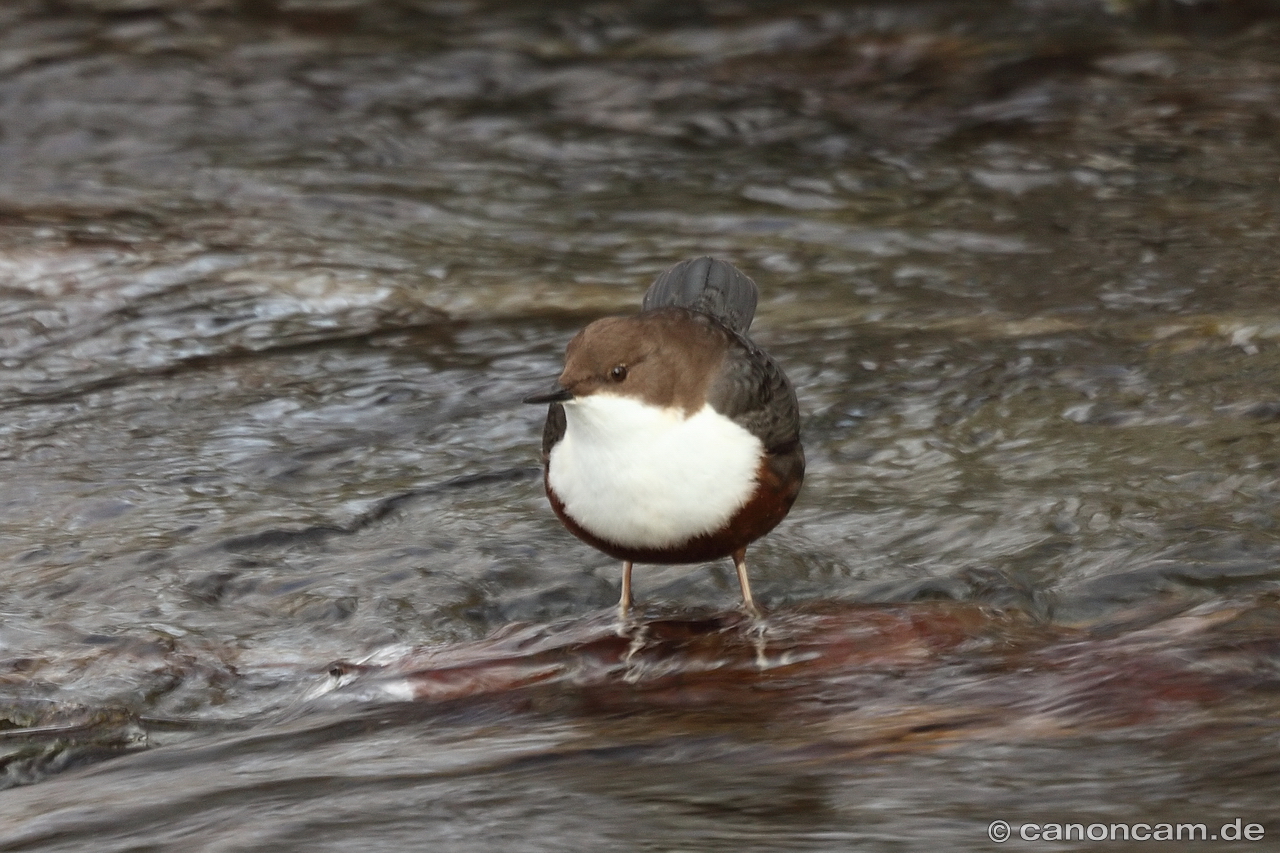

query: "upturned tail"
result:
(641, 257), (758, 335)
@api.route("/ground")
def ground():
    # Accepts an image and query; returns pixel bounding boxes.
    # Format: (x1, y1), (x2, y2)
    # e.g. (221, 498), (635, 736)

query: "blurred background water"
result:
(1, 0), (1280, 849)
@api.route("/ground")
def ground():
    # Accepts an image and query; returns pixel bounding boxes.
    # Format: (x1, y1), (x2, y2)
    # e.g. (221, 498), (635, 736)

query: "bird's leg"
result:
(732, 547), (762, 618)
(732, 547), (769, 669)
(616, 560), (642, 640)
(617, 560), (634, 618)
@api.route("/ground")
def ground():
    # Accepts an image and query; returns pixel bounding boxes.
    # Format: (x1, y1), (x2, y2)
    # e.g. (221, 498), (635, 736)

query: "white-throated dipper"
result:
(524, 257), (804, 616)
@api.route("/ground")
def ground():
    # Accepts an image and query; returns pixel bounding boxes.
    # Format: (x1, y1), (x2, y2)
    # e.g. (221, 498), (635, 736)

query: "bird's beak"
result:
(523, 383), (573, 404)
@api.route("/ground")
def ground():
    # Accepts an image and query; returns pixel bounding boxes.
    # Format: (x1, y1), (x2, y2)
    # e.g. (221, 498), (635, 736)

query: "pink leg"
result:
(618, 560), (634, 617)
(732, 548), (761, 617)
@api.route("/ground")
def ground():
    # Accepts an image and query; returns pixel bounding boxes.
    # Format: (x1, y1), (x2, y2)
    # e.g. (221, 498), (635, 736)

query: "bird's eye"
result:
(609, 364), (628, 382)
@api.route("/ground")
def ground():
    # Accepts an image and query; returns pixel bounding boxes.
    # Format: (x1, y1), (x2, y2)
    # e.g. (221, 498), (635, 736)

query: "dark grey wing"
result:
(642, 257), (758, 335)
(540, 402), (566, 464)
(705, 335), (801, 455)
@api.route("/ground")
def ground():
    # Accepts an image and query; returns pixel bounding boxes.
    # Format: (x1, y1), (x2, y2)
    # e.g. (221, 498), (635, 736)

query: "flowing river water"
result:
(1, 1), (1279, 849)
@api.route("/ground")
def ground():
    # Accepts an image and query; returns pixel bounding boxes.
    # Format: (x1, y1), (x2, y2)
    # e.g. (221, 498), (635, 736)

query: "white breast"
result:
(547, 394), (763, 550)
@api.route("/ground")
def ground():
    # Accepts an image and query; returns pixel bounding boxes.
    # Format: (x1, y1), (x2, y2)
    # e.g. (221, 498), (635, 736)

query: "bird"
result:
(524, 257), (803, 617)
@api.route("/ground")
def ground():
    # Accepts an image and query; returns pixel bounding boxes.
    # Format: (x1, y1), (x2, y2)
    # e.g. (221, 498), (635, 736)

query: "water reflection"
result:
(3, 599), (1278, 849)
(2, 0), (1280, 849)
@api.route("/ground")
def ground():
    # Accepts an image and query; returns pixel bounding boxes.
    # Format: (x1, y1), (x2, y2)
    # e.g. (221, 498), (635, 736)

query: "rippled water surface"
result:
(2, 1), (1280, 849)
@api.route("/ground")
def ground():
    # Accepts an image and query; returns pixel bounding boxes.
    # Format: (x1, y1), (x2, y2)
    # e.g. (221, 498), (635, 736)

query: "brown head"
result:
(525, 307), (732, 415)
